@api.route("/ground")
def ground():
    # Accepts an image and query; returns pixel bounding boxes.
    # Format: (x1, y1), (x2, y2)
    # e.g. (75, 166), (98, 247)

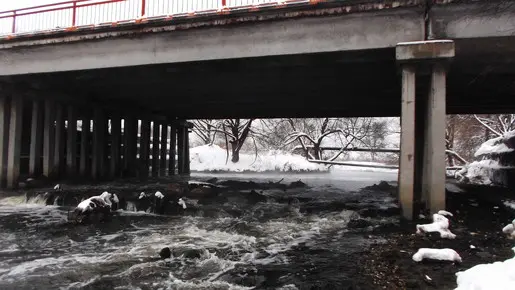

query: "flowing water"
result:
(0, 168), (398, 290)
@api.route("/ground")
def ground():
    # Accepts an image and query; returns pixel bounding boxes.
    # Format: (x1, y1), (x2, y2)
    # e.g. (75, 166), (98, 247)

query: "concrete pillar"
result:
(396, 40), (455, 219)
(0, 97), (10, 187)
(53, 103), (65, 177)
(43, 100), (55, 178)
(29, 100), (44, 177)
(177, 126), (185, 174)
(66, 105), (77, 176)
(184, 126), (190, 174)
(151, 122), (160, 177)
(123, 116), (137, 177)
(168, 124), (176, 176)
(398, 65), (416, 220)
(80, 115), (91, 177)
(423, 63), (447, 213)
(139, 120), (150, 177)
(7, 96), (23, 188)
(110, 113), (121, 178)
(92, 108), (106, 179)
(160, 123), (168, 176)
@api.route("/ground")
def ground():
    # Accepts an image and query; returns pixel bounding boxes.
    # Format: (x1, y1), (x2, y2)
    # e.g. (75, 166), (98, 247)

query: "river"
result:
(0, 167), (398, 290)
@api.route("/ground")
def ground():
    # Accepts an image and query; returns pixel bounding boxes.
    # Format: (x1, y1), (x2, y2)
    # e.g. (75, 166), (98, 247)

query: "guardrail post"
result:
(141, 0), (146, 16)
(11, 11), (16, 33)
(72, 1), (77, 26)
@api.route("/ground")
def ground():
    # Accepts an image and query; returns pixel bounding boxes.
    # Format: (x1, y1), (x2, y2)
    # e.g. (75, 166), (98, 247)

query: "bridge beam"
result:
(396, 40), (454, 219)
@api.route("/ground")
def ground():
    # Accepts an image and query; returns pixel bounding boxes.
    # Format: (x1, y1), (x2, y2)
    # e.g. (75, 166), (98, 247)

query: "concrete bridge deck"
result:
(0, 0), (514, 219)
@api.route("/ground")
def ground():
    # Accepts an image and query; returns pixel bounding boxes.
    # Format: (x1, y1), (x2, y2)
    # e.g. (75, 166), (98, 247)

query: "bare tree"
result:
(284, 118), (373, 161)
(191, 119), (221, 145)
(473, 114), (515, 137)
(215, 119), (254, 163)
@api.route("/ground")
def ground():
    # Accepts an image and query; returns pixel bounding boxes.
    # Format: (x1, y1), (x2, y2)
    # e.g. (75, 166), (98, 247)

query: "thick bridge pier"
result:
(396, 40), (455, 220)
(0, 93), (192, 188)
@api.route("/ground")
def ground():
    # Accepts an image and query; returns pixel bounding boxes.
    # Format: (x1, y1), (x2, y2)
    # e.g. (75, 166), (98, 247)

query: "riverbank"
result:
(357, 183), (515, 289)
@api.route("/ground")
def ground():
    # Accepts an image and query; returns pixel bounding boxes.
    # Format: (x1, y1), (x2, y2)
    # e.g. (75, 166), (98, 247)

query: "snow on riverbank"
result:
(190, 145), (328, 172)
(190, 145), (397, 173)
(455, 256), (515, 290)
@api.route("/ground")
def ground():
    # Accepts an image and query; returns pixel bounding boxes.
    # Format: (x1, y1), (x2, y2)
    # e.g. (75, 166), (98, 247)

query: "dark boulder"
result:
(159, 247), (172, 259)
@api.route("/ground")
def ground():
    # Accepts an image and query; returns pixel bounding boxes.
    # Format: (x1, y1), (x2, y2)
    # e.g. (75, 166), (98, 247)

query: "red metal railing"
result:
(0, 0), (313, 37)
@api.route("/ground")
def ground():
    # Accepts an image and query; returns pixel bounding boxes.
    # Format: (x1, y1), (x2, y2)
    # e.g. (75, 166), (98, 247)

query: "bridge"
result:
(0, 0), (514, 220)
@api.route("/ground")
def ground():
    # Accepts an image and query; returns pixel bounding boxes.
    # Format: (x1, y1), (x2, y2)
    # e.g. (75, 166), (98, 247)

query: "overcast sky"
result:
(1, 0), (59, 11)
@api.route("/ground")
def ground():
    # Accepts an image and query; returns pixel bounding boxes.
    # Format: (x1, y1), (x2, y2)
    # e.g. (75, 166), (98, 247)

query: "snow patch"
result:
(412, 248), (462, 263)
(139, 192), (146, 199)
(438, 210), (453, 217)
(190, 144), (327, 172)
(177, 198), (187, 209)
(475, 136), (514, 157)
(504, 201), (515, 210)
(502, 219), (515, 239)
(455, 256), (515, 290)
(155, 191), (164, 199)
(416, 214), (456, 239)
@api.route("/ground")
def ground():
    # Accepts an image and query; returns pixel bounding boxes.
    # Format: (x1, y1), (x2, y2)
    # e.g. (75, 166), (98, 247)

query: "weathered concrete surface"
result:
(0, 8), (424, 75)
(396, 40), (455, 61)
(431, 1), (515, 39)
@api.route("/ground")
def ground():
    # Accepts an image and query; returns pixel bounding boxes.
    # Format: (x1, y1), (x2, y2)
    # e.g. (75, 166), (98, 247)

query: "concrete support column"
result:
(398, 65), (416, 220)
(422, 63), (447, 213)
(160, 123), (168, 176)
(168, 124), (176, 176)
(43, 100), (55, 178)
(53, 103), (65, 178)
(151, 122), (160, 177)
(66, 106), (78, 176)
(0, 96), (10, 187)
(7, 96), (23, 188)
(177, 126), (185, 174)
(139, 120), (150, 178)
(29, 100), (44, 177)
(110, 113), (121, 179)
(123, 116), (137, 177)
(80, 115), (91, 177)
(92, 108), (106, 179)
(184, 126), (190, 175)
(396, 40), (454, 219)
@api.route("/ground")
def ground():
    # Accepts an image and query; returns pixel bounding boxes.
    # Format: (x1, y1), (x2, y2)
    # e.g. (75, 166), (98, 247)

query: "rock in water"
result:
(159, 247), (171, 259)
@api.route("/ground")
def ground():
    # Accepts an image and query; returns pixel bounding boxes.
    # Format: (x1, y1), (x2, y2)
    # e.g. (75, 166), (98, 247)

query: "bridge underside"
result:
(2, 38), (515, 119)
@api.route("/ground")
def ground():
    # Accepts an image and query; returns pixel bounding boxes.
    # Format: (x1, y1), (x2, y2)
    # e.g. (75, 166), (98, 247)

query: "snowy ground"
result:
(190, 144), (398, 173)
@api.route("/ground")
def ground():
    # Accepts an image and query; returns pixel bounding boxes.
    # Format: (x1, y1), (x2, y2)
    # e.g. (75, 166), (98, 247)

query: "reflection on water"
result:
(0, 169), (398, 290)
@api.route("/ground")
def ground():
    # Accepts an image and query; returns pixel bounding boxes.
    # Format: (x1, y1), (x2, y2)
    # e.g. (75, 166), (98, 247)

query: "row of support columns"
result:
(0, 94), (192, 188)
(396, 40), (455, 220)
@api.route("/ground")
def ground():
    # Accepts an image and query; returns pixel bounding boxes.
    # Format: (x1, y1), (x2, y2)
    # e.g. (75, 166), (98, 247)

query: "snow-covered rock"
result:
(177, 198), (187, 209)
(438, 210), (453, 217)
(155, 191), (164, 199)
(502, 219), (515, 239)
(139, 192), (146, 199)
(455, 256), (515, 290)
(412, 248), (462, 263)
(416, 213), (456, 239)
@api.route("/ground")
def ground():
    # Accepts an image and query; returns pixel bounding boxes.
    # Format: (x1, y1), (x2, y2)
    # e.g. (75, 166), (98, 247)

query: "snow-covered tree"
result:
(284, 118), (374, 161)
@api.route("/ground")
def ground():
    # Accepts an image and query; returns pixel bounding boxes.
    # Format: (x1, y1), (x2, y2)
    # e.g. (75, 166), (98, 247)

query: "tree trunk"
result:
(231, 142), (240, 163)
